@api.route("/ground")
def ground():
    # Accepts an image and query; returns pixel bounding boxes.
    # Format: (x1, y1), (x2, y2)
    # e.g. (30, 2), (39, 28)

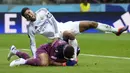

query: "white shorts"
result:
(57, 21), (80, 39)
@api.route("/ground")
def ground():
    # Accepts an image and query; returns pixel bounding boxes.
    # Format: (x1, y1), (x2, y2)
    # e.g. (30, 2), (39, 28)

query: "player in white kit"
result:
(8, 7), (128, 62)
(21, 8), (60, 59)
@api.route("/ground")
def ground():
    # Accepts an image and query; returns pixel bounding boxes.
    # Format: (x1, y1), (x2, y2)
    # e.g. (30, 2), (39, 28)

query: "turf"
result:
(0, 33), (130, 73)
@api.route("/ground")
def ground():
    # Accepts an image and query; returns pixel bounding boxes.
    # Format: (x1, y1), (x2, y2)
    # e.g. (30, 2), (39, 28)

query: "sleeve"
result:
(27, 26), (37, 58)
(47, 10), (59, 38)
(41, 8), (59, 38)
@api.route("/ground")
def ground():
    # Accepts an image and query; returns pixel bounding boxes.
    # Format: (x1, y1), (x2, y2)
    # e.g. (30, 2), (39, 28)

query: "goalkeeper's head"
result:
(53, 39), (74, 59)
(63, 44), (74, 59)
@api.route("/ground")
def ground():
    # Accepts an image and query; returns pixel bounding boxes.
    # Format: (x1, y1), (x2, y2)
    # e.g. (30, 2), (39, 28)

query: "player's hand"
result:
(66, 60), (77, 66)
(62, 60), (77, 66)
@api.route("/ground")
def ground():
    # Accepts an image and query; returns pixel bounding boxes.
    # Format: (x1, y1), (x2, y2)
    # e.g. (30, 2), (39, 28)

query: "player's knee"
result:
(89, 21), (98, 28)
(63, 31), (75, 40)
(79, 21), (98, 31)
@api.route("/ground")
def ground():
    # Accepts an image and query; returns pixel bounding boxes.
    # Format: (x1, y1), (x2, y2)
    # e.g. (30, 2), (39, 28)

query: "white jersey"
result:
(27, 8), (59, 57)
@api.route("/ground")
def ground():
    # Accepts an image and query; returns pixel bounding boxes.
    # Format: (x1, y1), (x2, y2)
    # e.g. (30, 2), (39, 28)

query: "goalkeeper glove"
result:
(62, 60), (77, 66)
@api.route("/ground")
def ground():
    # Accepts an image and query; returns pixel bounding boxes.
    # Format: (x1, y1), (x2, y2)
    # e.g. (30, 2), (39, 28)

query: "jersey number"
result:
(47, 12), (52, 18)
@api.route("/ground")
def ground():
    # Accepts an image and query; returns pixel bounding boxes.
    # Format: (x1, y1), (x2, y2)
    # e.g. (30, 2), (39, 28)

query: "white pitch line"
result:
(2, 49), (130, 60)
(21, 49), (30, 51)
(80, 54), (130, 60)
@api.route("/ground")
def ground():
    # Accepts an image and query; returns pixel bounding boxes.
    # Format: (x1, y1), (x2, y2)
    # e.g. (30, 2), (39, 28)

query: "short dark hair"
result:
(64, 45), (74, 59)
(21, 7), (29, 16)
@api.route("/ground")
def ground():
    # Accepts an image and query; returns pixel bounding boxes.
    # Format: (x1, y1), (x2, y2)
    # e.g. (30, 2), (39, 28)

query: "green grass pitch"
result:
(0, 33), (130, 73)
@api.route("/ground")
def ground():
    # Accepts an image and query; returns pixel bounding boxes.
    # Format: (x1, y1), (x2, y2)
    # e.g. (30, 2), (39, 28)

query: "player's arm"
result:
(46, 10), (60, 45)
(45, 9), (59, 39)
(50, 60), (63, 66)
(40, 8), (60, 39)
(28, 27), (37, 58)
(50, 60), (77, 66)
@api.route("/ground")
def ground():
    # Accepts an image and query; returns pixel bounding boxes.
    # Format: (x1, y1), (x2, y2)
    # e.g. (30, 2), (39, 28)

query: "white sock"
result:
(12, 47), (19, 54)
(20, 58), (27, 64)
(69, 39), (78, 60)
(9, 58), (27, 67)
(96, 22), (118, 33)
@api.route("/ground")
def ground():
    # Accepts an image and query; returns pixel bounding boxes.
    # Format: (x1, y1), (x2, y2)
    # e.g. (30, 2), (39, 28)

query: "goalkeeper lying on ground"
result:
(8, 39), (80, 67)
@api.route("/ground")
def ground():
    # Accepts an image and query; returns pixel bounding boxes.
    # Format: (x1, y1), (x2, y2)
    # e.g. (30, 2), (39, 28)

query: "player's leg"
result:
(9, 44), (51, 67)
(16, 51), (30, 59)
(8, 45), (30, 61)
(25, 57), (41, 66)
(10, 53), (49, 67)
(10, 46), (49, 67)
(10, 46), (43, 67)
(38, 53), (49, 66)
(26, 44), (50, 66)
(9, 57), (41, 67)
(25, 53), (49, 66)
(27, 53), (52, 66)
(79, 21), (129, 36)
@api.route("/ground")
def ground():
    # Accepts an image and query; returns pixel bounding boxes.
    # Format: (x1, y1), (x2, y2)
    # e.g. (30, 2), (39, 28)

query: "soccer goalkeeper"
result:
(8, 39), (79, 67)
